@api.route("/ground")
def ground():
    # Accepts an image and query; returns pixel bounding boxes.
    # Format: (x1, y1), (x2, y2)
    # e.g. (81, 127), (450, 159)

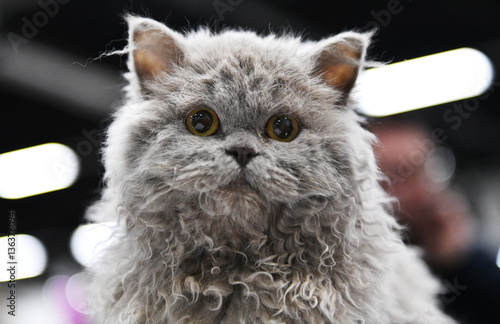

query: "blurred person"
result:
(371, 120), (500, 324)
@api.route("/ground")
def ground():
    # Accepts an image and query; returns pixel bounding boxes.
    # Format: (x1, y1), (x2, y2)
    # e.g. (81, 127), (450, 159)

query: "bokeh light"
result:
(0, 234), (48, 281)
(70, 222), (117, 267)
(356, 48), (494, 117)
(0, 143), (80, 199)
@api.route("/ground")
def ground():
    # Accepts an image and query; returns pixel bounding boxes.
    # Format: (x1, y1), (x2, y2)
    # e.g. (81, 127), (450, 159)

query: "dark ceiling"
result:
(1, 0), (499, 234)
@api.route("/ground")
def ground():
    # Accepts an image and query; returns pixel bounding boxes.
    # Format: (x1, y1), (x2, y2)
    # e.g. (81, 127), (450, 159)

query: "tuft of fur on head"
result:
(86, 16), (455, 324)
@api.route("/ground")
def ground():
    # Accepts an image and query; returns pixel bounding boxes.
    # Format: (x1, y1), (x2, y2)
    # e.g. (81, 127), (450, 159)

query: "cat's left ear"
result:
(126, 16), (185, 85)
(312, 32), (370, 99)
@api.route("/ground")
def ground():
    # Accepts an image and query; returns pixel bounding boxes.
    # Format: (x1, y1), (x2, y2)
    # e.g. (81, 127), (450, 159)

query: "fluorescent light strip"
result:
(0, 234), (48, 281)
(0, 143), (80, 199)
(355, 48), (494, 117)
(70, 222), (117, 267)
(497, 245), (500, 269)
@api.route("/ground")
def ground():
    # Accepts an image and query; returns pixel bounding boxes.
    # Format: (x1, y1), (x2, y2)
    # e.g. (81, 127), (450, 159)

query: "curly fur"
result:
(86, 16), (455, 324)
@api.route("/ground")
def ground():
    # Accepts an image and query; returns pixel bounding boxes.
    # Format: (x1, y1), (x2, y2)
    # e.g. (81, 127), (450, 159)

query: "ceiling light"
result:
(70, 222), (117, 267)
(0, 234), (48, 281)
(0, 143), (80, 199)
(355, 48), (494, 117)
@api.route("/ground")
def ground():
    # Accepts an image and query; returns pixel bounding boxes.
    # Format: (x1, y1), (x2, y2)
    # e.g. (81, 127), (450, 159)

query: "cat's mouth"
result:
(216, 167), (262, 195)
(227, 170), (253, 188)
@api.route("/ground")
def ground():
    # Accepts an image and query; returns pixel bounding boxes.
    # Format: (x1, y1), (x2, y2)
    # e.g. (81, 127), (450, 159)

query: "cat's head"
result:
(104, 16), (375, 221)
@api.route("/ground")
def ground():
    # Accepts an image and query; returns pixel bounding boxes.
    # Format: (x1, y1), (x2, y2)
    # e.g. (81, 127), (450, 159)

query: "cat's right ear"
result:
(126, 16), (184, 87)
(312, 32), (371, 102)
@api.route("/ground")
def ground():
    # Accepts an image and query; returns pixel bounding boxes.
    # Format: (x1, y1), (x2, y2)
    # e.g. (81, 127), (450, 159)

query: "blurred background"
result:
(0, 0), (499, 323)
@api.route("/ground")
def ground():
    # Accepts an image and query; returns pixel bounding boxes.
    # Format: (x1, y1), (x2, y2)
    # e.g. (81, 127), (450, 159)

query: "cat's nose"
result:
(225, 146), (258, 167)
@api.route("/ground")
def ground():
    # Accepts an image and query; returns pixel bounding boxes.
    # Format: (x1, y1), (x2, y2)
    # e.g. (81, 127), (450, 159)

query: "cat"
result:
(86, 15), (455, 324)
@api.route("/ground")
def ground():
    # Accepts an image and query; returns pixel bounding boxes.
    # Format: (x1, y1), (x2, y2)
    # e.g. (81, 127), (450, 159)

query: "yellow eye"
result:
(266, 115), (300, 142)
(186, 108), (220, 136)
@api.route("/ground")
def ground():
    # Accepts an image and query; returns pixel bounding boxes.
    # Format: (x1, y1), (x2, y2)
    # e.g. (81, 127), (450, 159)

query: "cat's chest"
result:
(171, 284), (328, 324)
(169, 268), (331, 324)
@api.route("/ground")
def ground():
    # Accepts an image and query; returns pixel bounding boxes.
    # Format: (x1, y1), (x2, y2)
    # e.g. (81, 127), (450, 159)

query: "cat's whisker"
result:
(172, 165), (178, 185)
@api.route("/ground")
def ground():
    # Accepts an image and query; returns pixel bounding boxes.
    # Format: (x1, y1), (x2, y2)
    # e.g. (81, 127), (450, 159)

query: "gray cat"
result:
(86, 16), (455, 324)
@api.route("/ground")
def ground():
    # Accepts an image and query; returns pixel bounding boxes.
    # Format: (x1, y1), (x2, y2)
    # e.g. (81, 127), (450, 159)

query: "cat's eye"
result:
(186, 108), (220, 136)
(266, 115), (300, 142)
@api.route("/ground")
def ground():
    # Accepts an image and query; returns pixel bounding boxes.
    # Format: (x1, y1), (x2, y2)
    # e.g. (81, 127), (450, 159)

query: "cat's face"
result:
(109, 17), (370, 218)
